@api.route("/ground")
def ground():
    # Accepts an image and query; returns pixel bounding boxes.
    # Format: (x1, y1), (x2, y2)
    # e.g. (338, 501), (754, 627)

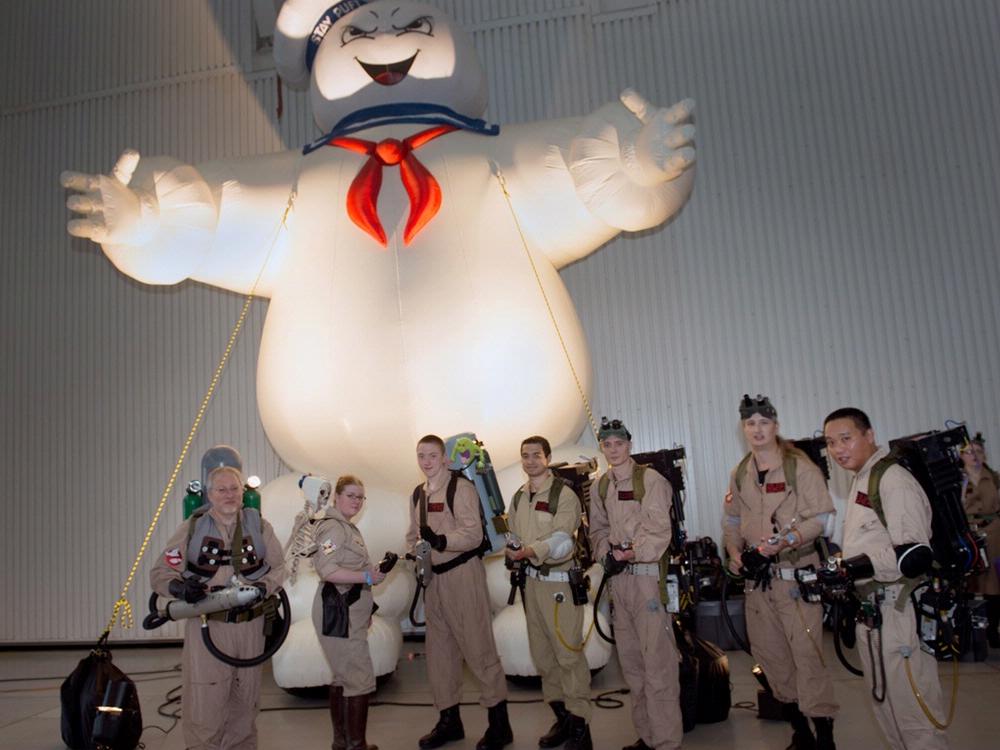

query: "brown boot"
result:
(345, 692), (378, 750)
(329, 685), (347, 750)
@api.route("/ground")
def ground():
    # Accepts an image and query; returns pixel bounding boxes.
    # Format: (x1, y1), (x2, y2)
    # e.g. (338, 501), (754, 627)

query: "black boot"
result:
(476, 700), (514, 750)
(329, 685), (347, 750)
(419, 705), (464, 749)
(782, 702), (816, 750)
(620, 740), (653, 750)
(538, 701), (569, 748)
(987, 595), (1000, 648)
(564, 714), (593, 750)
(345, 693), (377, 750)
(812, 717), (836, 750)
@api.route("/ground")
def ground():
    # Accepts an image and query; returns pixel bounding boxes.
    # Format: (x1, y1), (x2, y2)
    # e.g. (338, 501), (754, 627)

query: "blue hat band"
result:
(306, 0), (371, 72)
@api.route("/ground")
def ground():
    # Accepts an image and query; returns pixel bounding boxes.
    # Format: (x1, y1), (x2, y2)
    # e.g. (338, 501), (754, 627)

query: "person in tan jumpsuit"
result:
(960, 433), (1000, 646)
(312, 475), (387, 750)
(506, 435), (592, 750)
(722, 395), (838, 750)
(151, 465), (285, 750)
(406, 435), (511, 750)
(588, 417), (681, 750)
(823, 408), (950, 750)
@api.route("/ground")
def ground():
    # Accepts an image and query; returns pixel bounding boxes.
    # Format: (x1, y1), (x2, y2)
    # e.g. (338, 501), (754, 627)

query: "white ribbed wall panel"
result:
(2, 0), (999, 643)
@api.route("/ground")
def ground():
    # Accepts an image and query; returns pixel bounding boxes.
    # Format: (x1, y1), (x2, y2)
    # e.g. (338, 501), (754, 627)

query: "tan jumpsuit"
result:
(508, 472), (591, 720)
(311, 505), (377, 696)
(844, 447), (950, 750)
(963, 470), (1000, 595)
(405, 476), (507, 710)
(589, 459), (682, 750)
(151, 511), (285, 750)
(721, 452), (839, 718)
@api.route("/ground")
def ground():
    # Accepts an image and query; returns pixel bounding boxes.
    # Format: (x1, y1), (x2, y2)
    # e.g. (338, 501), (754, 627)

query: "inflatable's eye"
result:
(341, 25), (374, 45)
(393, 15), (433, 36)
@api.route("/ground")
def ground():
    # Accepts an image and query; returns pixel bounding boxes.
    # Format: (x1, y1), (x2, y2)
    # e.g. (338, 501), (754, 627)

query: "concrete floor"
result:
(3, 636), (999, 750)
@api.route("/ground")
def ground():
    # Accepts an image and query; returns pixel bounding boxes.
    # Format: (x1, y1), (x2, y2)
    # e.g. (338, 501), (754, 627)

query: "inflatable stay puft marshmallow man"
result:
(62, 0), (695, 686)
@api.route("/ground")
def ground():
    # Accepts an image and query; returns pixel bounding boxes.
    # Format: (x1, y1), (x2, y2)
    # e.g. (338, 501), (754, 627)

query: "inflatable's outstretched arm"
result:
(498, 89), (696, 269)
(61, 149), (301, 296)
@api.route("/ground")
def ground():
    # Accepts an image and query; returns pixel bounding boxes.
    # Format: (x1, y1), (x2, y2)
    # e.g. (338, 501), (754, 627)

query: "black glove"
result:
(169, 577), (207, 604)
(603, 550), (629, 576)
(378, 551), (399, 574)
(741, 547), (773, 590)
(420, 525), (447, 552)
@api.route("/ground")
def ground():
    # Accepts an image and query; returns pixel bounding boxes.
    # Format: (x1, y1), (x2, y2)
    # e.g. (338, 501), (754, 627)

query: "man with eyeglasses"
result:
(151, 461), (285, 750)
(588, 417), (681, 750)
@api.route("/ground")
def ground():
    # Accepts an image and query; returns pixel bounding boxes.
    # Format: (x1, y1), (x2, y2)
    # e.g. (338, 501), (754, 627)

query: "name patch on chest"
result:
(765, 482), (786, 493)
(617, 490), (636, 501)
(534, 501), (550, 512)
(427, 502), (445, 513)
(855, 492), (872, 508)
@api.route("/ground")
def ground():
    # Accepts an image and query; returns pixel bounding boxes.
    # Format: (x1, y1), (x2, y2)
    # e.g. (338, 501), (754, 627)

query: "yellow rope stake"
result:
(99, 182), (299, 640)
(492, 164), (600, 444)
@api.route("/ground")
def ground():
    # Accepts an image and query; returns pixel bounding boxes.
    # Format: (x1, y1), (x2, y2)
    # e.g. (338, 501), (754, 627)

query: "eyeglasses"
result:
(344, 493), (366, 501)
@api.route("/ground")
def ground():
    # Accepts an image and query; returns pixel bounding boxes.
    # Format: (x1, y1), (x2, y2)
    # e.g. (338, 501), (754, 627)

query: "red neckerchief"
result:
(326, 124), (458, 246)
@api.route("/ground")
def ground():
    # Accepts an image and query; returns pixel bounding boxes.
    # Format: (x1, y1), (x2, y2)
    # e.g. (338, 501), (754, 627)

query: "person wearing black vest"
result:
(723, 395), (838, 750)
(151, 465), (285, 750)
(507, 435), (592, 749)
(406, 434), (510, 750)
(588, 417), (681, 750)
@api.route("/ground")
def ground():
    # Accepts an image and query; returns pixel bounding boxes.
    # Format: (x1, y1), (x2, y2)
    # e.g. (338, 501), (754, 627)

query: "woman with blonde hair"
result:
(722, 395), (839, 750)
(312, 475), (387, 750)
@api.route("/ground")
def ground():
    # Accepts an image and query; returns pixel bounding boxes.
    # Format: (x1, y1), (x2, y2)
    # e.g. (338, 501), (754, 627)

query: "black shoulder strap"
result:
(446, 471), (462, 515)
(412, 484), (428, 527)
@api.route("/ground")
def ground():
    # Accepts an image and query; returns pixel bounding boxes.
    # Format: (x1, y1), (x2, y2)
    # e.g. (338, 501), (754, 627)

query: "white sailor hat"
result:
(274, 0), (372, 89)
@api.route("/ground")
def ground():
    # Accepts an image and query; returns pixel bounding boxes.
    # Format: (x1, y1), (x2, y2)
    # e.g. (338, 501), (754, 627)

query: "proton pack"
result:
(881, 426), (984, 581)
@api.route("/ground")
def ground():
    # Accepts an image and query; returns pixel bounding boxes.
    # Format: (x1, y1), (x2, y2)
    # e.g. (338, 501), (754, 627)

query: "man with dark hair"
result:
(588, 417), (682, 750)
(822, 409), (949, 750)
(507, 436), (592, 749)
(407, 434), (511, 750)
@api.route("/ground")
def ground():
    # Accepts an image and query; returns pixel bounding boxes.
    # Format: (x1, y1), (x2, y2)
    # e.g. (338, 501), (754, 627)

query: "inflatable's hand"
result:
(569, 90), (697, 231)
(619, 89), (696, 187)
(61, 149), (158, 245)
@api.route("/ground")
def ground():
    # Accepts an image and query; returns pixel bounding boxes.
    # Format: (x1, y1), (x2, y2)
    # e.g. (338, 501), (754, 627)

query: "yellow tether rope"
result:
(491, 164), (600, 445)
(99, 180), (300, 640)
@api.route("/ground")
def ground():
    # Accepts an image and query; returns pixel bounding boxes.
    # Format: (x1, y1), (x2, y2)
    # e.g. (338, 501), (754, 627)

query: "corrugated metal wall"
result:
(2, 0), (998, 643)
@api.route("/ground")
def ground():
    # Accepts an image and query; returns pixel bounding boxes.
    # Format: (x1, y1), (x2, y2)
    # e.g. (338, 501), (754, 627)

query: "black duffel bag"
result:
(60, 634), (142, 749)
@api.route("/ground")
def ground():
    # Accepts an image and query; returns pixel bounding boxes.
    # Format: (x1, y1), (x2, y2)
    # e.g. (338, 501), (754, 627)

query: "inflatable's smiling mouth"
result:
(357, 53), (418, 86)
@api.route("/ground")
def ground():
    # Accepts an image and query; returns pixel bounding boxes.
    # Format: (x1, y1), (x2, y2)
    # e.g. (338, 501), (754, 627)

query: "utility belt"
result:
(624, 562), (661, 577)
(431, 546), (483, 576)
(775, 565), (809, 582)
(205, 596), (274, 624)
(855, 576), (926, 614)
(525, 566), (571, 583)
